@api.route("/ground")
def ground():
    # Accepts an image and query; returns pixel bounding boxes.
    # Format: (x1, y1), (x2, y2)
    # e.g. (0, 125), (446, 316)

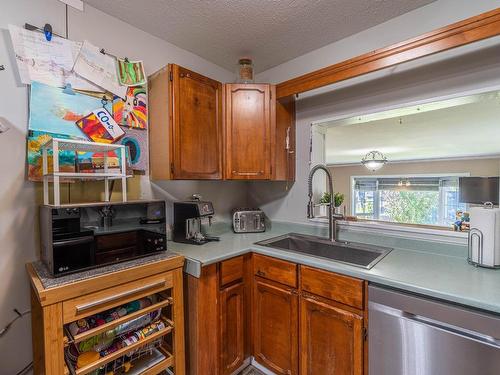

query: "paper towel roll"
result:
(469, 207), (500, 267)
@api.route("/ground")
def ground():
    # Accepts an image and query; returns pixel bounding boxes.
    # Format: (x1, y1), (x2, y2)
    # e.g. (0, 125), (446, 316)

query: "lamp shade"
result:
(361, 151), (387, 171)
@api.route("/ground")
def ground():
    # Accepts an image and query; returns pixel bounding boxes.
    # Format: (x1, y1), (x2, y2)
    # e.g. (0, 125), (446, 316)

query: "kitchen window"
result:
(352, 175), (467, 227)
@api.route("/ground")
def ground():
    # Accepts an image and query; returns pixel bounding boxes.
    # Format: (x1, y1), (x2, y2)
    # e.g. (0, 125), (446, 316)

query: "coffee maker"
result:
(173, 196), (220, 245)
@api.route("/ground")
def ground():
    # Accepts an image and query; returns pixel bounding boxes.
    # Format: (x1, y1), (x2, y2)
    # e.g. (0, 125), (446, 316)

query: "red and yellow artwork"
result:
(113, 86), (148, 129)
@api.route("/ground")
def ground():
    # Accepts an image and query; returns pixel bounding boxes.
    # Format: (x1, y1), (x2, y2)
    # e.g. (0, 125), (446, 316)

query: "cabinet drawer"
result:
(62, 272), (173, 324)
(220, 256), (244, 287)
(300, 265), (364, 309)
(95, 246), (137, 266)
(253, 254), (297, 288)
(96, 231), (138, 251)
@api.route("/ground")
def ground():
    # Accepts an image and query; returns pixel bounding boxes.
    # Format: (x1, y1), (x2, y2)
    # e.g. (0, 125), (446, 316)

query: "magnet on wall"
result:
(43, 23), (53, 41)
(0, 65), (5, 71)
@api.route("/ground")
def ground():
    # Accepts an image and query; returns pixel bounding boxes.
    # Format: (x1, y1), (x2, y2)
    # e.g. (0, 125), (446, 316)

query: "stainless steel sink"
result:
(255, 233), (392, 269)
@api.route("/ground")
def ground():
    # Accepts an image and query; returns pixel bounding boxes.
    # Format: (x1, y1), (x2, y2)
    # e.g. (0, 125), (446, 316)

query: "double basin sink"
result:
(255, 233), (392, 269)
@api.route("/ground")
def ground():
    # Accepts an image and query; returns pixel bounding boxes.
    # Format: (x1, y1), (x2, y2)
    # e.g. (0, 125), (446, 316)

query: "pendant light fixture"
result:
(361, 151), (387, 171)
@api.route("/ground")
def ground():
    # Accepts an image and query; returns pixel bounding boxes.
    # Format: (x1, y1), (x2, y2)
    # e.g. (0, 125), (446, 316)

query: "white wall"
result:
(0, 1), (239, 373)
(249, 0), (500, 224)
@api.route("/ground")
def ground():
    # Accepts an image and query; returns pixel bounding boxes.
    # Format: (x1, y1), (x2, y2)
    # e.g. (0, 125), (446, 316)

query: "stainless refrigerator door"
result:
(369, 285), (500, 375)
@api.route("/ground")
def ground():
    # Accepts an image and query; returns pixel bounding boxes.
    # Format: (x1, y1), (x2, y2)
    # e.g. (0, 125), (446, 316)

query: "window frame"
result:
(350, 173), (470, 227)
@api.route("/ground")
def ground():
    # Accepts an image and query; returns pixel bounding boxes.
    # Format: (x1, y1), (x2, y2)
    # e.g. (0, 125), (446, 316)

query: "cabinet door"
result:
(220, 282), (245, 375)
(225, 84), (274, 180)
(300, 294), (364, 375)
(171, 64), (223, 179)
(253, 278), (298, 375)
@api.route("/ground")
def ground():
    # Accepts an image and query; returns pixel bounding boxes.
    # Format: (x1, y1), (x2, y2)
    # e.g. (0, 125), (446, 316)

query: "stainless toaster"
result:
(232, 208), (266, 233)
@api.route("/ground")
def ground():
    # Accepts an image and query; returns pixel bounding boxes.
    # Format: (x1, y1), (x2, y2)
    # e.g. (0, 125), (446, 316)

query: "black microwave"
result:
(40, 201), (167, 277)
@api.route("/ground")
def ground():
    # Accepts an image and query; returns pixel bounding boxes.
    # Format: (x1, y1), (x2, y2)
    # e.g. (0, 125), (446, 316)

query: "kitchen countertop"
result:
(169, 222), (500, 315)
(32, 251), (178, 289)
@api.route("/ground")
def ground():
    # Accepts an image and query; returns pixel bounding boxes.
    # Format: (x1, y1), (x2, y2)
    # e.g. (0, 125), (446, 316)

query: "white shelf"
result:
(44, 172), (128, 179)
(41, 138), (125, 153)
(41, 138), (130, 205)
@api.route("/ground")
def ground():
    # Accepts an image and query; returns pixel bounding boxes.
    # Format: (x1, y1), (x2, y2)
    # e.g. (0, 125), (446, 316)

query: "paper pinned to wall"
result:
(74, 41), (127, 98)
(117, 59), (146, 86)
(8, 24), (100, 91)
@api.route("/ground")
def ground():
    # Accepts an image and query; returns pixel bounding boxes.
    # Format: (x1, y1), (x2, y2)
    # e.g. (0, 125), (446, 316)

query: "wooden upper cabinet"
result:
(148, 64), (223, 180)
(149, 66), (295, 181)
(224, 84), (275, 180)
(172, 65), (223, 179)
(253, 277), (298, 375)
(300, 294), (364, 375)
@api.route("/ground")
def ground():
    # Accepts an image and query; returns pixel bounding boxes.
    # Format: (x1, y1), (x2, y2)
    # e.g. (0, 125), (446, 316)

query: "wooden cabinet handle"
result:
(256, 270), (266, 277)
(75, 280), (166, 314)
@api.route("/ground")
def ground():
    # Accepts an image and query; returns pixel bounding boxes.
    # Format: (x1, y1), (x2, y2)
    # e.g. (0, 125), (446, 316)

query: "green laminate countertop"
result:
(168, 221), (500, 315)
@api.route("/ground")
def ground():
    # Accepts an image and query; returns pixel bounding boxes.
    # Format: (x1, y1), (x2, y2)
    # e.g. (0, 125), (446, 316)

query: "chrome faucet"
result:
(307, 164), (343, 242)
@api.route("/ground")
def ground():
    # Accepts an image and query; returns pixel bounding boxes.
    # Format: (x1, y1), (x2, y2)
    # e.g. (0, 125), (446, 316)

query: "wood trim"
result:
(172, 267), (186, 375)
(185, 264), (219, 375)
(148, 66), (172, 180)
(276, 7), (500, 98)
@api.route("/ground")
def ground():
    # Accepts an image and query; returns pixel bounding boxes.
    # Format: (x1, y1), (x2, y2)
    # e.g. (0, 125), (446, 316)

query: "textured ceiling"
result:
(83, 0), (436, 73)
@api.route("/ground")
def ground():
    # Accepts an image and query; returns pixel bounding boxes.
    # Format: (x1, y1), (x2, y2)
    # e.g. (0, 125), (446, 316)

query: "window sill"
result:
(308, 217), (468, 245)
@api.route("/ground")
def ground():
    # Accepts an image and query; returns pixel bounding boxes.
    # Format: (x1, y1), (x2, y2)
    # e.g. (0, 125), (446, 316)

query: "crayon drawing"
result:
(75, 109), (124, 143)
(119, 127), (148, 172)
(27, 131), (77, 181)
(117, 59), (146, 86)
(112, 86), (148, 129)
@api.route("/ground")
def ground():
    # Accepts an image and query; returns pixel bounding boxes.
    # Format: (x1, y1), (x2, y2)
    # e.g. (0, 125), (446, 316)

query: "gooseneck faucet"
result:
(307, 164), (342, 242)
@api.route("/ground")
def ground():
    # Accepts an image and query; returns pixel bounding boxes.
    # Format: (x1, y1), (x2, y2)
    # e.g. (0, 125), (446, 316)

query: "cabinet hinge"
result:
(363, 327), (368, 341)
(169, 71), (173, 81)
(170, 163), (174, 174)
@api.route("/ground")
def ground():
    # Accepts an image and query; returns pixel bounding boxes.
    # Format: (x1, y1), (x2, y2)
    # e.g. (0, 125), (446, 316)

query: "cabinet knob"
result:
(256, 270), (266, 277)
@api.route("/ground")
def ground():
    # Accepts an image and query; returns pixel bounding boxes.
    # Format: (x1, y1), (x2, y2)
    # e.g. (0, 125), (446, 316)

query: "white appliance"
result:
(468, 204), (500, 268)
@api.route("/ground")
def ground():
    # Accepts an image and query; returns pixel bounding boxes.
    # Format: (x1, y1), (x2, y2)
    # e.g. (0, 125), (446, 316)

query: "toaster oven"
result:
(232, 208), (266, 233)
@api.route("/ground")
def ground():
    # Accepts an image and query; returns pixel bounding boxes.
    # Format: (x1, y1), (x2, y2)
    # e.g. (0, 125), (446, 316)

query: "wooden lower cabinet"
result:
(300, 294), (364, 375)
(186, 254), (366, 375)
(253, 277), (299, 375)
(220, 282), (245, 375)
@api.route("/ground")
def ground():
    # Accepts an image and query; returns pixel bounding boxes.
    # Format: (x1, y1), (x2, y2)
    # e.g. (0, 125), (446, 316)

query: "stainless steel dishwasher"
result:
(369, 285), (500, 375)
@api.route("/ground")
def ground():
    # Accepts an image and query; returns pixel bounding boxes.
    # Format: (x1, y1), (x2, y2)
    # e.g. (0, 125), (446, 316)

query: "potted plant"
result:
(317, 192), (344, 216)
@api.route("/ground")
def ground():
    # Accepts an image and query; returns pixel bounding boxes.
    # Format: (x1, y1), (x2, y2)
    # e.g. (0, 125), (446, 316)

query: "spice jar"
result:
(237, 58), (254, 83)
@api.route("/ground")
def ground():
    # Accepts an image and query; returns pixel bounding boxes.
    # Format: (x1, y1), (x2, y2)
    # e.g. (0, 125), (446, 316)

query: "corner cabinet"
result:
(149, 64), (223, 180)
(253, 277), (299, 375)
(149, 65), (295, 181)
(224, 84), (275, 180)
(220, 282), (245, 375)
(185, 254), (367, 375)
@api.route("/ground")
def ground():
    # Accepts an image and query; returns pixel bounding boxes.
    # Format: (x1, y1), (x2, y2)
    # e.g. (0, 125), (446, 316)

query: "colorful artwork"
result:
(76, 108), (125, 143)
(117, 59), (146, 86)
(27, 131), (77, 181)
(29, 82), (112, 138)
(119, 127), (148, 172)
(112, 86), (148, 129)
